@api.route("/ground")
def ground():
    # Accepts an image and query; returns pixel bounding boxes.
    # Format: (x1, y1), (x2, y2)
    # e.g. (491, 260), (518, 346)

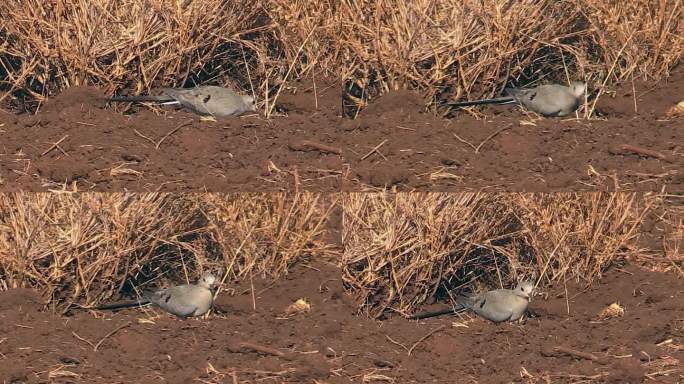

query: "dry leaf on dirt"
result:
(284, 298), (311, 316)
(597, 302), (625, 320)
(665, 100), (684, 118)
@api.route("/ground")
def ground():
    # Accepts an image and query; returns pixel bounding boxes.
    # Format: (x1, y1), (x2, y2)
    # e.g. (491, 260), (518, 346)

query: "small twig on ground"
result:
(71, 331), (95, 349)
(94, 321), (132, 351)
(226, 341), (293, 360)
(541, 345), (610, 365)
(134, 129), (156, 146)
(288, 140), (342, 155)
(361, 139), (388, 160)
(250, 272), (256, 311)
(452, 133), (477, 151)
(385, 335), (410, 353)
(475, 124), (513, 153)
(608, 144), (674, 163)
(155, 120), (192, 149)
(41, 135), (69, 157)
(408, 325), (446, 356)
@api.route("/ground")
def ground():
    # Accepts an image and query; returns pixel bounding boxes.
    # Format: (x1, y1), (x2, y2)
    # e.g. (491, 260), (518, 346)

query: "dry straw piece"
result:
(1, 0), (681, 114)
(0, 192), (338, 312)
(342, 192), (657, 318)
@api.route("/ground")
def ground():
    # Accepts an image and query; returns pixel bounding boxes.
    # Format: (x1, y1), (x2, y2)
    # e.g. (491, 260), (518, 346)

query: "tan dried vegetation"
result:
(342, 192), (662, 318)
(0, 192), (679, 316)
(636, 194), (684, 277)
(0, 193), (338, 312)
(0, 0), (681, 115)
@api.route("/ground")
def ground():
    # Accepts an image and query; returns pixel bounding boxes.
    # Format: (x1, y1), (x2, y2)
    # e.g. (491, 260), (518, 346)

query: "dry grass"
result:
(0, 192), (337, 312)
(663, 211), (684, 276)
(633, 193), (684, 277)
(1, 0), (681, 115)
(201, 193), (339, 279)
(0, 0), (271, 110)
(342, 192), (657, 318)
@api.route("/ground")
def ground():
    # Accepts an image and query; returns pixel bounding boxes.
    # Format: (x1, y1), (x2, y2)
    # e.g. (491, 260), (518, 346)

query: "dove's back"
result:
(505, 84), (580, 117)
(144, 283), (213, 318)
(161, 86), (254, 117)
(458, 289), (529, 323)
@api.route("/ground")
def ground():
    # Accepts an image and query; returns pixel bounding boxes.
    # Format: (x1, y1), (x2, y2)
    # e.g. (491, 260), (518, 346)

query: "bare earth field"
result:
(1, 70), (682, 192)
(0, 260), (681, 384)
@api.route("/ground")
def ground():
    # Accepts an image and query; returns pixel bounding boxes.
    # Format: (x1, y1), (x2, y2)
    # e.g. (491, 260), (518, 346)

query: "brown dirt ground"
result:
(1, 262), (682, 384)
(1, 69), (682, 192)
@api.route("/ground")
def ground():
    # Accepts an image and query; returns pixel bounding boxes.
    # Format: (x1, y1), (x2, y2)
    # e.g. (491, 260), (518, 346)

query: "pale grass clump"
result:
(633, 194), (684, 278)
(514, 193), (656, 283)
(199, 193), (339, 279)
(662, 213), (683, 277)
(342, 192), (656, 318)
(0, 193), (337, 312)
(661, 195), (682, 278)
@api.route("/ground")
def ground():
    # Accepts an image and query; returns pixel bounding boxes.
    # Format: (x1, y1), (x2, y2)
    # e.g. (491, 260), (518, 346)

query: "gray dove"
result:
(457, 280), (535, 323)
(447, 82), (586, 117)
(108, 85), (256, 117)
(143, 271), (217, 318)
(93, 272), (218, 319)
(410, 280), (535, 323)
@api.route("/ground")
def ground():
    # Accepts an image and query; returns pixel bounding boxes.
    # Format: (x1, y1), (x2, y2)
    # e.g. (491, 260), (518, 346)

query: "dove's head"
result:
(514, 280), (535, 299)
(570, 81), (587, 98)
(198, 272), (217, 290)
(242, 94), (257, 112)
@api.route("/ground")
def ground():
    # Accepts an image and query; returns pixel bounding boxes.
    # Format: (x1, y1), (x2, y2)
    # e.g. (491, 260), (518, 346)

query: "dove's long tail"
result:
(107, 95), (176, 103)
(93, 299), (150, 310)
(446, 96), (516, 107)
(409, 303), (467, 320)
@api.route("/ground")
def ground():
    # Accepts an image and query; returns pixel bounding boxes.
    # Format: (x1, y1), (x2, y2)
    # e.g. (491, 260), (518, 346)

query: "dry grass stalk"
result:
(342, 192), (655, 318)
(0, 192), (337, 312)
